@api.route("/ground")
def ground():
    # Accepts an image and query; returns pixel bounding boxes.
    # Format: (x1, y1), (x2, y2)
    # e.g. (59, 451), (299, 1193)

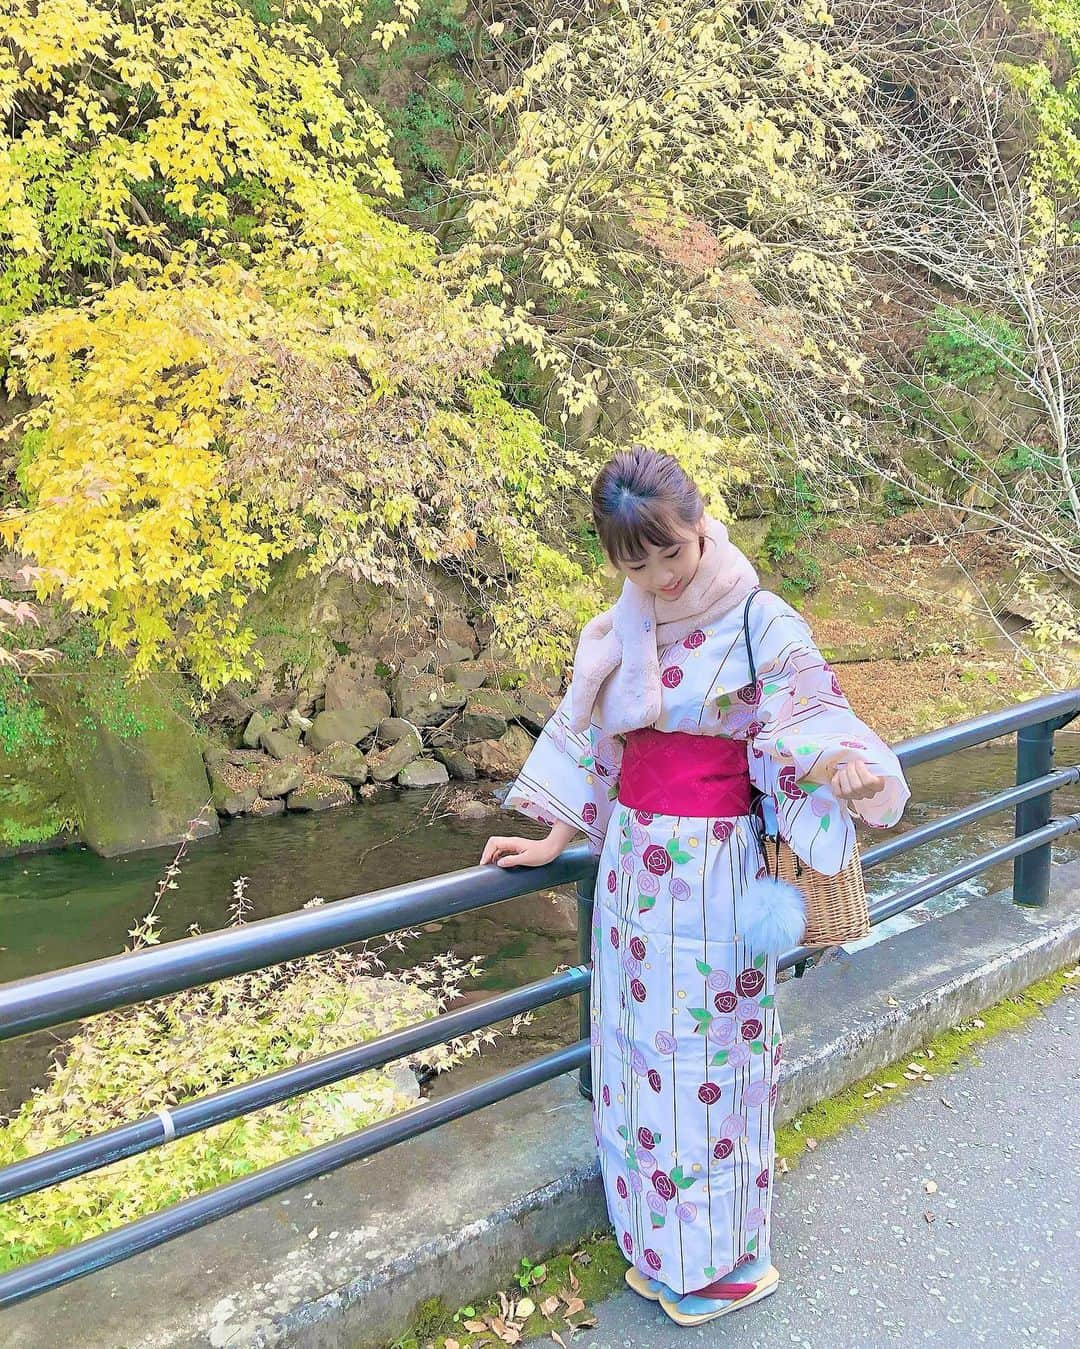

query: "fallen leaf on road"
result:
(923, 1180), (938, 1194)
(907, 1063), (922, 1073)
(551, 1334), (567, 1348)
(463, 1321), (487, 1333)
(805, 1137), (818, 1151)
(575, 1316), (598, 1329)
(490, 1316), (520, 1344)
(563, 1297), (586, 1316)
(568, 1269), (580, 1293)
(940, 1097), (955, 1110)
(445, 1341), (460, 1349)
(923, 1211), (936, 1224)
(971, 1018), (985, 1028)
(540, 1298), (560, 1318)
(886, 996), (899, 1006)
(778, 1156), (790, 1174)
(881, 1081), (897, 1090)
(925, 1049), (935, 1059)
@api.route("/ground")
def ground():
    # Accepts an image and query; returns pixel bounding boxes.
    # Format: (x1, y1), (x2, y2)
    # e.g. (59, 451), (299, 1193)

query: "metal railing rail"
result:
(0, 688), (1077, 1309)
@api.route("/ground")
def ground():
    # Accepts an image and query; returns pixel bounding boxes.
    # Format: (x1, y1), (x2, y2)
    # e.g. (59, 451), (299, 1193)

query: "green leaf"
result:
(651, 1212), (665, 1228)
(618, 1124), (629, 1140)
(754, 953), (766, 969)
(665, 838), (680, 857)
(711, 1050), (729, 1066)
(620, 840), (633, 854)
(750, 1040), (764, 1054)
(578, 755), (594, 768)
(704, 1266), (716, 1279)
(716, 694), (731, 710)
(689, 1007), (712, 1023)
(747, 1235), (758, 1253)
(675, 1175), (695, 1189)
(638, 894), (656, 912)
(760, 994), (775, 1008)
(695, 959), (712, 976)
(820, 814), (831, 831)
(670, 1165), (684, 1182)
(671, 849), (691, 864)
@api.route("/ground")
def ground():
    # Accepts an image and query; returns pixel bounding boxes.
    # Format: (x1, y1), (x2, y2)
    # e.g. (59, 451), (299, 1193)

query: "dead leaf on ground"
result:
(489, 1316), (520, 1344)
(924, 1211), (936, 1224)
(463, 1321), (487, 1333)
(940, 1097), (955, 1110)
(574, 1316), (598, 1329)
(551, 1334), (567, 1348)
(539, 1297), (560, 1318)
(923, 1179), (938, 1194)
(516, 1298), (536, 1319)
(445, 1341), (460, 1349)
(778, 1156), (790, 1174)
(563, 1297), (586, 1316)
(568, 1269), (580, 1293)
(805, 1137), (818, 1151)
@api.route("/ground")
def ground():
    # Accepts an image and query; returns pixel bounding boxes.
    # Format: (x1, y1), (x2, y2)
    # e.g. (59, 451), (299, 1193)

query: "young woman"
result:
(481, 448), (909, 1325)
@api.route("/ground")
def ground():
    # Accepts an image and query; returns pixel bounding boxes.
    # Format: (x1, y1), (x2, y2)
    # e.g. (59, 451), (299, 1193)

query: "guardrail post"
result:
(576, 876), (594, 1101)
(1014, 719), (1054, 907)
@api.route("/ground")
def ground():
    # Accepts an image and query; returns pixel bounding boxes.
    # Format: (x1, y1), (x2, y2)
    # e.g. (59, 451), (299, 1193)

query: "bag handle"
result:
(742, 587), (760, 688)
(741, 588), (778, 875)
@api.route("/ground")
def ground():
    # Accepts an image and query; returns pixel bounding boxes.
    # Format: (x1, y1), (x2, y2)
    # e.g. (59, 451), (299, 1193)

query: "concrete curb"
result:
(8, 863), (1079, 1349)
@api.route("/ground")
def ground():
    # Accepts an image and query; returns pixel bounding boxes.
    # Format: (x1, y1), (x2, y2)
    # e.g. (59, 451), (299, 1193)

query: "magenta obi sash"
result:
(618, 728), (752, 817)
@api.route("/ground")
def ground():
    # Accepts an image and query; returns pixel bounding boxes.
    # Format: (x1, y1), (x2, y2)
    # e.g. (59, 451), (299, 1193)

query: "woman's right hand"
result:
(480, 834), (562, 868)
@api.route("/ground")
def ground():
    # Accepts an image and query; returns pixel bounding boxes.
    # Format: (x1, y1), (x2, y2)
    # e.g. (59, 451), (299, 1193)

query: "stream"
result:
(1, 745), (1076, 1115)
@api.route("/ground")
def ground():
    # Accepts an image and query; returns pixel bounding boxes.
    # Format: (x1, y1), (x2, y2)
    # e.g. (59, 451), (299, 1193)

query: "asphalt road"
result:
(575, 985), (1079, 1349)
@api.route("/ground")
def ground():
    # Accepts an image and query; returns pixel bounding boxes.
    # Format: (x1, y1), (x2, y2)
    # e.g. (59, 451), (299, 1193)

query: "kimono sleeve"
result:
(747, 594), (910, 874)
(502, 690), (623, 853)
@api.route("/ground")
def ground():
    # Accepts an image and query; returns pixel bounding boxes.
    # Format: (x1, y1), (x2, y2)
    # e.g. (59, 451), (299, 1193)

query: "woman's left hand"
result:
(827, 756), (886, 802)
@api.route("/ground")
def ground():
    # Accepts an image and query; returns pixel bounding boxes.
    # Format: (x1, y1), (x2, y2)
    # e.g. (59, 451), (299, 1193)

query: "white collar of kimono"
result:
(568, 515), (759, 737)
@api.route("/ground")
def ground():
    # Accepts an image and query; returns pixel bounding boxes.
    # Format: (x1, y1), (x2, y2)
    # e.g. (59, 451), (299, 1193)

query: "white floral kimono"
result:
(505, 589), (908, 1294)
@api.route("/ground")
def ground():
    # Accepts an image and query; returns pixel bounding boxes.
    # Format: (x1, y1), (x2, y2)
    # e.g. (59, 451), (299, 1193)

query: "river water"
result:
(1, 745), (1076, 1113)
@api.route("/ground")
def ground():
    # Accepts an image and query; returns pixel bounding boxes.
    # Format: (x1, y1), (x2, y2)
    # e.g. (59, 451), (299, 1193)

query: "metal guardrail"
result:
(0, 689), (1077, 1308)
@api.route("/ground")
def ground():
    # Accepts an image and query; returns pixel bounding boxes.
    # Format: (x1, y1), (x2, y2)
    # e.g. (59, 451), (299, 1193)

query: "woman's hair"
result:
(590, 447), (704, 564)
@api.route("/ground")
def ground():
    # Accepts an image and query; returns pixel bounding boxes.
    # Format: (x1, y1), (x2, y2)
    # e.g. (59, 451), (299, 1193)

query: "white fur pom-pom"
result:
(739, 876), (806, 955)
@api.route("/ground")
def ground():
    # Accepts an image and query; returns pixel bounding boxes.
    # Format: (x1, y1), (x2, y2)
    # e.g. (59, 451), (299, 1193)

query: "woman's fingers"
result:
(831, 759), (885, 801)
(481, 836), (533, 866)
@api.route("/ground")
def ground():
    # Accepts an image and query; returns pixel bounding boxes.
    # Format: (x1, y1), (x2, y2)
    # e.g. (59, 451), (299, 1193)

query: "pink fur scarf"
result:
(567, 516), (759, 736)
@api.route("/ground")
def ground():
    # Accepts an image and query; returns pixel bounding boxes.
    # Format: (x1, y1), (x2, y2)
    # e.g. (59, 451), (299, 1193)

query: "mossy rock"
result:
(0, 683), (77, 850)
(442, 660), (487, 691)
(306, 703), (385, 753)
(312, 742), (370, 786)
(390, 673), (470, 727)
(370, 725), (424, 783)
(433, 746), (477, 782)
(397, 758), (450, 789)
(38, 670), (219, 855)
(258, 761), (307, 799)
(286, 776), (354, 812)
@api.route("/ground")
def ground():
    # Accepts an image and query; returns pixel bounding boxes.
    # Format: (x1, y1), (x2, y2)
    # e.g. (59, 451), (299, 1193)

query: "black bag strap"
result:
(742, 587), (761, 688)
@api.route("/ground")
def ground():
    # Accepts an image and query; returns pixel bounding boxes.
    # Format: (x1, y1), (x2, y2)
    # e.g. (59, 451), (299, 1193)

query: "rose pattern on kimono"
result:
(502, 590), (908, 1295)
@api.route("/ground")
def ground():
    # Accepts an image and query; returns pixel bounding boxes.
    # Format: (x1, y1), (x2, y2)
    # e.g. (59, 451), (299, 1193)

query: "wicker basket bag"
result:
(742, 591), (870, 948)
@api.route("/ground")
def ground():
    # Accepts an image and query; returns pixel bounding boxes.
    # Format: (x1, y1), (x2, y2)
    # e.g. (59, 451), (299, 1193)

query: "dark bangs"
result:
(591, 447), (704, 565)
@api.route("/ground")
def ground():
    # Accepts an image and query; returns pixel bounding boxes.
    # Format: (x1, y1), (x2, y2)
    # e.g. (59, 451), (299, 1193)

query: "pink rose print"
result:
(602, 1084), (611, 1106)
(644, 1248), (662, 1272)
(642, 844), (672, 876)
(654, 1030), (677, 1054)
(622, 1231), (634, 1256)
(581, 802), (597, 825)
(778, 765), (807, 800)
(756, 1168), (770, 1190)
(714, 991), (738, 1013)
(684, 629), (706, 649)
(841, 739), (866, 750)
(747, 720), (765, 739)
(623, 955), (642, 978)
(707, 969), (732, 993)
(727, 1043), (751, 1068)
(629, 936), (647, 960)
(713, 1138), (734, 1160)
(590, 1023), (600, 1046)
(736, 997), (760, 1021)
(629, 1171), (644, 1193)
(740, 1018), (764, 1042)
(735, 1252), (753, 1268)
(609, 926), (620, 949)
(630, 824), (649, 850)
(712, 819), (734, 844)
(742, 1081), (770, 1108)
(621, 854), (636, 874)
(637, 871), (661, 896)
(773, 1042), (783, 1066)
(648, 1068), (663, 1093)
(652, 1171), (678, 1201)
(635, 809), (655, 825)
(606, 869), (617, 893)
(811, 795), (831, 818)
(736, 967), (766, 998)
(616, 1176), (628, 1199)
(670, 877), (692, 902)
(646, 1191), (667, 1215)
(630, 978), (647, 1003)
(707, 1016), (737, 1047)
(737, 680), (762, 706)
(697, 1081), (722, 1105)
(630, 1049), (648, 1076)
(744, 1206), (766, 1229)
(770, 1082), (779, 1105)
(721, 1113), (745, 1138)
(661, 666), (684, 689)
(636, 1148), (658, 1171)
(676, 1202), (698, 1222)
(615, 1027), (629, 1051)
(756, 866), (768, 880)
(637, 1126), (656, 1149)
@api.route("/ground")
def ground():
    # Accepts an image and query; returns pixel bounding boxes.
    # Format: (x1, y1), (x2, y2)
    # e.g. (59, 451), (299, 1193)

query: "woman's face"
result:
(614, 519), (705, 599)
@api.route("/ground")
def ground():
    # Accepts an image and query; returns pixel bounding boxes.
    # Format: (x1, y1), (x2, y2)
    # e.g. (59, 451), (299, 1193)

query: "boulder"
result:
(286, 776), (354, 812)
(397, 758), (451, 789)
(433, 746), (477, 782)
(512, 690), (557, 736)
(306, 702), (385, 754)
(211, 772), (259, 817)
(312, 742), (370, 786)
(376, 716), (423, 748)
(370, 722), (424, 783)
(457, 798), (495, 820)
(442, 660), (487, 691)
(458, 689), (519, 742)
(391, 673), (470, 728)
(260, 728), (309, 761)
(258, 761), (307, 799)
(465, 725), (534, 778)
(249, 796), (286, 818)
(438, 614), (479, 657)
(323, 658), (388, 716)
(242, 710), (276, 750)
(38, 671), (220, 855)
